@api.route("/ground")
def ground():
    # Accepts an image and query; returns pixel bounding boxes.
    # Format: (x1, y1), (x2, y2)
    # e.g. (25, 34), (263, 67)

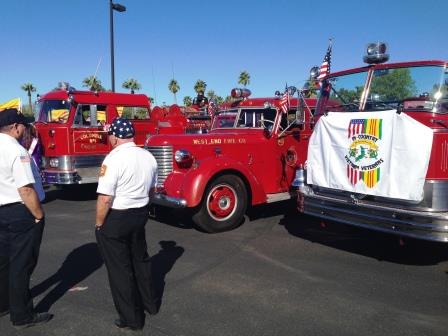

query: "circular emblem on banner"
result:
(345, 119), (385, 188)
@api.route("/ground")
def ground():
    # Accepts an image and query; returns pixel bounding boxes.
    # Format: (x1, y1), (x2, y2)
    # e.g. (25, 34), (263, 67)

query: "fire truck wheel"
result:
(193, 174), (247, 233)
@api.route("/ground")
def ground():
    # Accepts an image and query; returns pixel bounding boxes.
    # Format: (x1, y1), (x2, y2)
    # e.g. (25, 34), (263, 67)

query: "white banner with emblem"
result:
(307, 110), (433, 201)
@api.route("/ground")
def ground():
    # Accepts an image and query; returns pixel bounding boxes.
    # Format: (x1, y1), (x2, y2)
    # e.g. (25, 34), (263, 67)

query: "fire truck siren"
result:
(363, 42), (389, 64)
(309, 66), (320, 80)
(231, 88), (251, 99)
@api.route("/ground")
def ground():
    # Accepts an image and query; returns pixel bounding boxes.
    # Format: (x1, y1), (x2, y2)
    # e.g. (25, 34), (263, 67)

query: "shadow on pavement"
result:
(150, 241), (184, 307)
(32, 242), (103, 312)
(151, 206), (195, 230)
(280, 211), (448, 266)
(43, 184), (98, 203)
(248, 200), (297, 221)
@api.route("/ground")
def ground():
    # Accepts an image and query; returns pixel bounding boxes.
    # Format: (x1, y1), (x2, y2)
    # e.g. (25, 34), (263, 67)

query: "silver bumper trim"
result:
(152, 193), (187, 208)
(300, 188), (448, 242)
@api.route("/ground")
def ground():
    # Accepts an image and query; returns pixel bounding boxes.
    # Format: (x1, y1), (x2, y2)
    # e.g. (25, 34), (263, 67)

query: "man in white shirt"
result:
(0, 109), (52, 328)
(95, 117), (158, 331)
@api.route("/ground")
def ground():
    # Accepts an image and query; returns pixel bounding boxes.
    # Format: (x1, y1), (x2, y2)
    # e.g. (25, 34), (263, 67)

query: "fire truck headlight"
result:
(49, 158), (59, 168)
(175, 149), (192, 165)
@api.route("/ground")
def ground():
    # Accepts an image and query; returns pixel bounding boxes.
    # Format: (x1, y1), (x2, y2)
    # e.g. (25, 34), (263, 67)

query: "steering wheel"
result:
(261, 120), (283, 132)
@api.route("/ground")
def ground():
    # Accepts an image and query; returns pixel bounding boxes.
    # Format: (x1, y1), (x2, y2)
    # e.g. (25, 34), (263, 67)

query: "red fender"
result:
(164, 156), (267, 208)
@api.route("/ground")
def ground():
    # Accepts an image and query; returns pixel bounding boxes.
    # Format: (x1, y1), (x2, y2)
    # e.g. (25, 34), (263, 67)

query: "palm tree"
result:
(82, 76), (105, 92)
(122, 78), (141, 94)
(206, 90), (216, 100)
(193, 80), (207, 95)
(168, 79), (180, 104)
(21, 83), (36, 114)
(238, 71), (250, 87)
(183, 96), (192, 106)
(215, 96), (224, 105)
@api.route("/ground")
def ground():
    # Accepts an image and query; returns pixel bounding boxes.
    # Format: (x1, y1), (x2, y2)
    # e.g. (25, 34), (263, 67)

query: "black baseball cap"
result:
(0, 109), (29, 127)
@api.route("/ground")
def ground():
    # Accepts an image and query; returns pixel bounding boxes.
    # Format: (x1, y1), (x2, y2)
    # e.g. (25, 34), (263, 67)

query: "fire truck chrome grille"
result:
(145, 146), (173, 186)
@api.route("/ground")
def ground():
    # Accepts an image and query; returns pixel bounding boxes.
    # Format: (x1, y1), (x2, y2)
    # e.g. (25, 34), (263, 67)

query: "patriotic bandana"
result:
(108, 117), (135, 139)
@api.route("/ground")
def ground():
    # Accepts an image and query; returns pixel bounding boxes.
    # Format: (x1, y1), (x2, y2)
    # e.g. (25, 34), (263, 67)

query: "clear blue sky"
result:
(1, 0), (446, 107)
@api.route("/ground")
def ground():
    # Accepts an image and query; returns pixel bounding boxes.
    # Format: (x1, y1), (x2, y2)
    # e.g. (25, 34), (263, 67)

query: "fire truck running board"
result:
(266, 192), (292, 203)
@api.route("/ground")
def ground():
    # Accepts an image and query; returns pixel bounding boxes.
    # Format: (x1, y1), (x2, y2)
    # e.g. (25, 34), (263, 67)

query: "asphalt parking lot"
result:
(1, 185), (447, 336)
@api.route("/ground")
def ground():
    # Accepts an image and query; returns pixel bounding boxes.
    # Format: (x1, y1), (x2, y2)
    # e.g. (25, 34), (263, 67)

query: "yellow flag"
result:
(0, 98), (22, 112)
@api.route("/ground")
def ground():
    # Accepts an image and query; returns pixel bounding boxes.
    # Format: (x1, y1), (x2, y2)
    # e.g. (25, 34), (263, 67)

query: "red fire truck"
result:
(34, 85), (208, 185)
(145, 88), (317, 232)
(297, 43), (448, 242)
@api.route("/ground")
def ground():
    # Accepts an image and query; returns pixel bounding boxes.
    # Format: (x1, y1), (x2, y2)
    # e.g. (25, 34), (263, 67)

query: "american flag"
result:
(317, 43), (332, 82)
(348, 119), (365, 138)
(279, 90), (290, 114)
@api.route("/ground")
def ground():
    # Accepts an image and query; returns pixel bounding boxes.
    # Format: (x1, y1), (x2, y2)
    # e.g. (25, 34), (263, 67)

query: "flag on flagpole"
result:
(279, 89), (290, 114)
(317, 42), (332, 82)
(0, 97), (22, 112)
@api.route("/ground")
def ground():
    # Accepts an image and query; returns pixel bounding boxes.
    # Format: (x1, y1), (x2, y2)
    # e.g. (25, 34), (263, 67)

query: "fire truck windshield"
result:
(236, 108), (277, 129)
(321, 65), (447, 113)
(36, 99), (71, 123)
(212, 109), (238, 129)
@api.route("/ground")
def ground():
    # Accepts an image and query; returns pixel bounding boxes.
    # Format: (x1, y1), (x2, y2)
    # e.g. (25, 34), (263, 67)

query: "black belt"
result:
(0, 202), (22, 208)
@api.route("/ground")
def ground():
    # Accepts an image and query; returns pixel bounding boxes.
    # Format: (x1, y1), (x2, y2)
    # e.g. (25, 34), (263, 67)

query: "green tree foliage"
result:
(370, 68), (417, 101)
(303, 79), (318, 98)
(183, 96), (192, 106)
(205, 90), (224, 106)
(238, 71), (250, 87)
(121, 107), (149, 119)
(122, 78), (141, 94)
(334, 87), (364, 104)
(215, 96), (224, 105)
(21, 83), (36, 115)
(82, 76), (105, 92)
(206, 90), (215, 100)
(168, 79), (180, 104)
(194, 80), (207, 95)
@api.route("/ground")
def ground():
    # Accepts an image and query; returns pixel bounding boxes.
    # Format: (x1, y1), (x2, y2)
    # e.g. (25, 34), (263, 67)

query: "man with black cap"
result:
(0, 108), (52, 328)
(95, 117), (159, 331)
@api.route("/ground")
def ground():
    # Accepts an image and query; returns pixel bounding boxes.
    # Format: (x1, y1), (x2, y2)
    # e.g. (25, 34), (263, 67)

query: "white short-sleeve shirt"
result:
(97, 142), (158, 210)
(0, 133), (36, 206)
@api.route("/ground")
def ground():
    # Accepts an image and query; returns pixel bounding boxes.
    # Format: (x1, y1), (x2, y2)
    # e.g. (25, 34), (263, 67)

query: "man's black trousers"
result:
(0, 203), (45, 322)
(95, 205), (157, 328)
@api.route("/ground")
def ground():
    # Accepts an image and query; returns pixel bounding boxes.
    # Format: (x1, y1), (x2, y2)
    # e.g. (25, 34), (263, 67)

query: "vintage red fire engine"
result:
(34, 84), (208, 185)
(297, 43), (448, 242)
(145, 88), (317, 232)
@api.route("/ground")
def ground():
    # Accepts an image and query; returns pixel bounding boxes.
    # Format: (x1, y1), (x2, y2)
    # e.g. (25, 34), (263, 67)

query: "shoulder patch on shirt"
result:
(99, 165), (107, 177)
(20, 155), (30, 163)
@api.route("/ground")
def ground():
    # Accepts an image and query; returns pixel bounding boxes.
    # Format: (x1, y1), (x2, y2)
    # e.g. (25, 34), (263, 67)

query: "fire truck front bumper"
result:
(299, 187), (448, 243)
(43, 171), (81, 184)
(152, 193), (187, 208)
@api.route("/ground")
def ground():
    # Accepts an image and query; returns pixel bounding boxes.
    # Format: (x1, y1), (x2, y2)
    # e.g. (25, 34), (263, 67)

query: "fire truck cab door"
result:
(71, 103), (110, 154)
(276, 110), (311, 189)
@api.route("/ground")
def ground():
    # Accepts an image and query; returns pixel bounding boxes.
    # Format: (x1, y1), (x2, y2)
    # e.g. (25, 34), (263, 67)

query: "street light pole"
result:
(109, 0), (126, 92)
